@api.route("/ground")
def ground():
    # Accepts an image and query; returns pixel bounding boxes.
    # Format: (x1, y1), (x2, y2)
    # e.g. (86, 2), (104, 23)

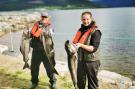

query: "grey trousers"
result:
(77, 60), (100, 89)
(31, 49), (56, 85)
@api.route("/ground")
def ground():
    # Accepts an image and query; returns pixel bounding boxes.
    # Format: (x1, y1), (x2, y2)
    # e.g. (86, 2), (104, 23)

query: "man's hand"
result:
(38, 28), (42, 31)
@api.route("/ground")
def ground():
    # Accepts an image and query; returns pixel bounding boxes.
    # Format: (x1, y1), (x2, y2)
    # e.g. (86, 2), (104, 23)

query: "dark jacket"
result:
(78, 21), (102, 61)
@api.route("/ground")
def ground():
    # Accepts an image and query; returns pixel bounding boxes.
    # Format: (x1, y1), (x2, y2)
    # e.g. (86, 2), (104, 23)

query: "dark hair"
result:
(81, 11), (92, 18)
(41, 16), (48, 18)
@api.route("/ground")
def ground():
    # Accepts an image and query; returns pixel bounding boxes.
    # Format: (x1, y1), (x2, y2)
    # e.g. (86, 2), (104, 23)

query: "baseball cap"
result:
(40, 12), (49, 18)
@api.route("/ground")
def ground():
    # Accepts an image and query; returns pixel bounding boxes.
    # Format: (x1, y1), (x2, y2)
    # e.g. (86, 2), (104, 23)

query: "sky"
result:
(89, 0), (135, 7)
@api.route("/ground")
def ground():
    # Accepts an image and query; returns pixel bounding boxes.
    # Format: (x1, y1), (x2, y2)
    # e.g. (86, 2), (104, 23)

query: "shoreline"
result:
(0, 53), (135, 89)
(0, 53), (69, 75)
(0, 31), (5, 37)
(0, 11), (41, 37)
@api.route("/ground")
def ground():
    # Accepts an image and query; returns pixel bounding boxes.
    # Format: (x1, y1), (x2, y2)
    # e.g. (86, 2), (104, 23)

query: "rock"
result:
(117, 76), (133, 89)
(98, 70), (123, 84)
(0, 44), (8, 54)
(98, 70), (134, 89)
(0, 12), (40, 34)
(130, 86), (135, 89)
(0, 22), (12, 32)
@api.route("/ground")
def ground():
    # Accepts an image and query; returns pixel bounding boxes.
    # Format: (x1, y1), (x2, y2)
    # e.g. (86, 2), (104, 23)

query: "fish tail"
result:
(54, 69), (59, 75)
(23, 62), (30, 69)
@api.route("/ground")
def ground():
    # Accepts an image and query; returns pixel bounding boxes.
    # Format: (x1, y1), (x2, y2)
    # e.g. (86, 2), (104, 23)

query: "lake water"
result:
(0, 7), (135, 78)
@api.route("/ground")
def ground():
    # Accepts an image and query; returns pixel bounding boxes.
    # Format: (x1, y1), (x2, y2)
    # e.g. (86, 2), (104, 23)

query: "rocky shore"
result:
(0, 44), (8, 54)
(0, 11), (41, 37)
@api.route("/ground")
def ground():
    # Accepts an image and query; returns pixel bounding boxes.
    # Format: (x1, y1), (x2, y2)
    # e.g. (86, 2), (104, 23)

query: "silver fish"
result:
(65, 40), (78, 89)
(20, 30), (31, 69)
(42, 27), (59, 75)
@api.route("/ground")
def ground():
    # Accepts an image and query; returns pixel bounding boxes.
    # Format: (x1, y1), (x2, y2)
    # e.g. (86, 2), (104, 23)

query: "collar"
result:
(80, 21), (95, 32)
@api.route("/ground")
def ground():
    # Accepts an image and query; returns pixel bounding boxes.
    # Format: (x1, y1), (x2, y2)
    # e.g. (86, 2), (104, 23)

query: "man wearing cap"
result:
(29, 13), (57, 89)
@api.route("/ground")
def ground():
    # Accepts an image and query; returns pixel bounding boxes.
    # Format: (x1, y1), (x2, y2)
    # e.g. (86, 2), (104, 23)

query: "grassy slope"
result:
(0, 68), (74, 89)
(0, 54), (74, 89)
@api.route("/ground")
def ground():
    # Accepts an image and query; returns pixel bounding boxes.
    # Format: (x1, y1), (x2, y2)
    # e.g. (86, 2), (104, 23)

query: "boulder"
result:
(98, 70), (134, 89)
(0, 44), (8, 54)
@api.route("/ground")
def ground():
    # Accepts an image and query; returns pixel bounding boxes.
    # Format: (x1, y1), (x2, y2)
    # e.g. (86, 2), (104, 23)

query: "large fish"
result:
(65, 40), (78, 89)
(42, 27), (59, 75)
(20, 29), (31, 69)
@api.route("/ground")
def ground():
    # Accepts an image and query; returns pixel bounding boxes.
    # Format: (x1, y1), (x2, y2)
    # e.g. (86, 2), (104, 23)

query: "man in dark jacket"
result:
(29, 13), (57, 89)
(73, 11), (102, 89)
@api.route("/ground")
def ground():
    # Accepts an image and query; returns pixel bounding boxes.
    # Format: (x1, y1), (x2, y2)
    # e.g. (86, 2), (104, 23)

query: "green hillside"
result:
(0, 0), (100, 11)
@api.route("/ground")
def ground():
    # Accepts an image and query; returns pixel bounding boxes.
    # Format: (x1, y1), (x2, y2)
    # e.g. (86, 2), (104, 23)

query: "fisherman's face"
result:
(43, 18), (50, 25)
(41, 17), (50, 25)
(81, 14), (92, 26)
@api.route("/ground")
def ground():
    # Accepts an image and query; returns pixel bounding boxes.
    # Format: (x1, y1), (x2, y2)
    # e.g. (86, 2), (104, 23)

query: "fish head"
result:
(22, 30), (31, 40)
(65, 40), (77, 55)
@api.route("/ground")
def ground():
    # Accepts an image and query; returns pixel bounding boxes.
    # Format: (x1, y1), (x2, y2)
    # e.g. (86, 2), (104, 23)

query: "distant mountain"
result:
(0, 0), (99, 11)
(90, 0), (135, 7)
